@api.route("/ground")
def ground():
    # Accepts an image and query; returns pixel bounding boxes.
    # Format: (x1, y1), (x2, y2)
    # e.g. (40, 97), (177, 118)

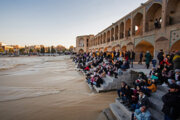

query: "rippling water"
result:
(0, 55), (116, 120)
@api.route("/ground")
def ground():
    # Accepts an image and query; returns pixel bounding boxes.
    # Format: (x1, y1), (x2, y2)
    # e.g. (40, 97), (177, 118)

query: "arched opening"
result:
(79, 39), (84, 47)
(155, 37), (169, 52)
(121, 46), (127, 52)
(133, 13), (143, 36)
(127, 42), (134, 51)
(146, 3), (162, 32)
(104, 47), (108, 52)
(166, 0), (180, 26)
(171, 40), (180, 51)
(115, 25), (119, 40)
(121, 46), (127, 57)
(125, 19), (131, 37)
(79, 49), (84, 54)
(103, 33), (106, 43)
(134, 40), (154, 61)
(107, 31), (110, 42)
(111, 28), (115, 41)
(112, 47), (116, 52)
(120, 22), (124, 39)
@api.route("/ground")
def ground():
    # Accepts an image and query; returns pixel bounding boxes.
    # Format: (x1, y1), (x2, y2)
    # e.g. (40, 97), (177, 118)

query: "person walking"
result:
(145, 51), (152, 69)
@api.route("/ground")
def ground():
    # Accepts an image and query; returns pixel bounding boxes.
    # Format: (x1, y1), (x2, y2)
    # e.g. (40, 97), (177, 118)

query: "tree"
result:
(51, 46), (56, 54)
(9, 48), (14, 54)
(29, 49), (33, 53)
(47, 47), (51, 53)
(41, 47), (45, 54)
(19, 48), (25, 55)
(69, 45), (74, 51)
(56, 45), (66, 53)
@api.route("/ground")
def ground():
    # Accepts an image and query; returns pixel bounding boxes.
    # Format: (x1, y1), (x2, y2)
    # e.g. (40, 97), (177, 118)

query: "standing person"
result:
(173, 51), (180, 70)
(152, 58), (157, 68)
(145, 51), (152, 69)
(157, 49), (164, 65)
(154, 18), (159, 29)
(125, 51), (129, 61)
(162, 84), (180, 120)
(139, 51), (143, 65)
(131, 50), (136, 68)
(103, 52), (106, 58)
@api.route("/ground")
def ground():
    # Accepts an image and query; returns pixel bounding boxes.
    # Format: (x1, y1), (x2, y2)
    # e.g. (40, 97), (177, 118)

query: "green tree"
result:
(29, 49), (33, 53)
(41, 47), (45, 54)
(69, 45), (74, 51)
(19, 48), (25, 55)
(51, 46), (56, 54)
(36, 49), (40, 54)
(9, 48), (14, 54)
(47, 47), (51, 53)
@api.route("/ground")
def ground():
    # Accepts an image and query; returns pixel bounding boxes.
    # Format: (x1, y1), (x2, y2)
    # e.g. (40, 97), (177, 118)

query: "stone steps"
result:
(149, 96), (164, 113)
(148, 108), (164, 120)
(102, 108), (115, 120)
(157, 85), (169, 93)
(150, 89), (165, 100)
(107, 86), (167, 120)
(115, 98), (132, 117)
(109, 103), (131, 120)
(93, 75), (119, 93)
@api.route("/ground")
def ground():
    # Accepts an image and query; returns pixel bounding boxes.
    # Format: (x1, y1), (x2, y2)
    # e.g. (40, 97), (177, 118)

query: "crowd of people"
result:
(116, 50), (180, 120)
(73, 49), (180, 120)
(73, 50), (137, 87)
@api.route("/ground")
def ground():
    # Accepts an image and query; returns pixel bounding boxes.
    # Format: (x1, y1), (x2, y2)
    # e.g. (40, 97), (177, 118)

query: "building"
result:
(76, 0), (180, 60)
(75, 35), (94, 53)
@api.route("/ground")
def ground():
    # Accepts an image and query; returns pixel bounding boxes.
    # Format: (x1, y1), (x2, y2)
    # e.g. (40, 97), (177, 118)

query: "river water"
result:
(0, 56), (116, 120)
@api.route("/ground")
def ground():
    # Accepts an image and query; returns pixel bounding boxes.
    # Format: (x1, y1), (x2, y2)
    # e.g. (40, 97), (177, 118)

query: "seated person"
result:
(117, 81), (127, 98)
(134, 73), (147, 87)
(96, 76), (103, 87)
(84, 65), (90, 71)
(151, 73), (158, 83)
(118, 68), (123, 76)
(133, 106), (151, 120)
(121, 85), (133, 104)
(168, 69), (180, 86)
(100, 70), (106, 78)
(131, 90), (150, 111)
(129, 86), (140, 110)
(147, 79), (157, 92)
(121, 60), (130, 70)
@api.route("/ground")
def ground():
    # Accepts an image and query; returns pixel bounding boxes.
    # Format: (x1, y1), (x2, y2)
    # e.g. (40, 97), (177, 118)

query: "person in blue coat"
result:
(134, 106), (151, 120)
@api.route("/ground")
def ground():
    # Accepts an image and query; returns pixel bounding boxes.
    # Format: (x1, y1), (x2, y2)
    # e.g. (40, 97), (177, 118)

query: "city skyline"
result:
(0, 0), (147, 48)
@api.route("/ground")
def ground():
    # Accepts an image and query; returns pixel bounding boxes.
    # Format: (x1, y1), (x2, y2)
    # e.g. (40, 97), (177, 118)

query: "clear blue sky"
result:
(0, 0), (147, 48)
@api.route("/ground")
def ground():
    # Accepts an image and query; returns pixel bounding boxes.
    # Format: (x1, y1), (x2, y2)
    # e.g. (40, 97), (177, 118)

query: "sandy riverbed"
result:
(0, 56), (116, 120)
